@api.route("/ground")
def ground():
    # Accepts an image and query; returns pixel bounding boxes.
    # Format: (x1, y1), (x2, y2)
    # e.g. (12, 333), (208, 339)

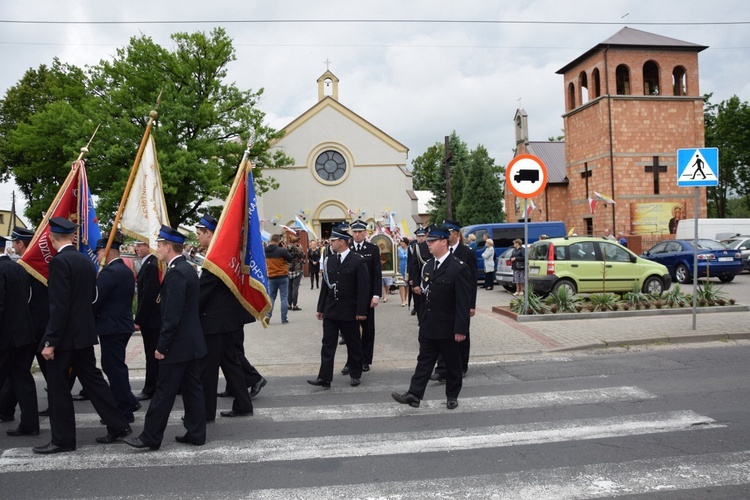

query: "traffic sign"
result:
(677, 148), (719, 187)
(506, 154), (548, 199)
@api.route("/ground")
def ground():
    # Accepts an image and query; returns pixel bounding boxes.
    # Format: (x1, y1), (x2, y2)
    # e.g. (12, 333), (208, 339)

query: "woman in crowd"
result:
(307, 240), (321, 289)
(481, 238), (495, 290)
(397, 237), (410, 306)
(510, 238), (525, 296)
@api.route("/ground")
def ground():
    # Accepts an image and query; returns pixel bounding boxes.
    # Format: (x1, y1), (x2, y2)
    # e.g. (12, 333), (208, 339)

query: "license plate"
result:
(529, 267), (539, 276)
(718, 257), (733, 262)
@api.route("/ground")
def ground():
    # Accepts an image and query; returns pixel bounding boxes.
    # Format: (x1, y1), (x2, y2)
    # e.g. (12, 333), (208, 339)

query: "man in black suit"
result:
(308, 223), (370, 389)
(125, 225), (207, 450)
(432, 219), (477, 379)
(133, 240), (160, 401)
(94, 237), (140, 423)
(0, 236), (39, 437)
(33, 217), (131, 454)
(195, 213), (253, 421)
(347, 219), (381, 373)
(392, 225), (471, 410)
(0, 227), (50, 421)
(407, 226), (430, 323)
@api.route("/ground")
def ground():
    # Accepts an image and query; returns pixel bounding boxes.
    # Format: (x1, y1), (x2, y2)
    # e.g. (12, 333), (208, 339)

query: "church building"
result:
(506, 27), (709, 247)
(260, 70), (418, 240)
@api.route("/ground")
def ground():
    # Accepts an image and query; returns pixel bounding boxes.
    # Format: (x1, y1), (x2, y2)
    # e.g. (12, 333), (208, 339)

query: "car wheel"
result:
(502, 283), (515, 292)
(551, 279), (577, 295)
(674, 264), (690, 284)
(718, 273), (735, 283)
(642, 276), (664, 295)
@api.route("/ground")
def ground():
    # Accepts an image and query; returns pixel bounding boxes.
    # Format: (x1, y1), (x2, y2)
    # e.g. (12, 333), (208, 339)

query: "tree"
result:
(428, 131), (470, 224)
(0, 28), (293, 227)
(410, 143), (443, 190)
(455, 145), (505, 225)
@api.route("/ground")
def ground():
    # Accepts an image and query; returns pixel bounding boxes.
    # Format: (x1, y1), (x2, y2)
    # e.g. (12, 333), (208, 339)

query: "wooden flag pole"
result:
(99, 93), (162, 270)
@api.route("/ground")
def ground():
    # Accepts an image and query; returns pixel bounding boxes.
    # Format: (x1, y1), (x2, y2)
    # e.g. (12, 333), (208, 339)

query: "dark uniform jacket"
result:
(94, 258), (135, 335)
(317, 251), (370, 321)
(156, 255), (207, 364)
(350, 240), (382, 298)
(0, 255), (34, 349)
(135, 254), (161, 331)
(28, 277), (49, 342)
(452, 243), (478, 309)
(419, 255), (471, 340)
(40, 245), (98, 351)
(199, 268), (247, 335)
(407, 240), (430, 284)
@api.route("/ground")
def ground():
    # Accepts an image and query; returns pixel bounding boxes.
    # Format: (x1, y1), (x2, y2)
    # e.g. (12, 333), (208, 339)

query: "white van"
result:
(675, 218), (750, 241)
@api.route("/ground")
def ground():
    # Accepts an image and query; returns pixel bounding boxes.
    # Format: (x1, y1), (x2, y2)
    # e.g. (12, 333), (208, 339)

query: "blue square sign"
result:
(677, 148), (719, 187)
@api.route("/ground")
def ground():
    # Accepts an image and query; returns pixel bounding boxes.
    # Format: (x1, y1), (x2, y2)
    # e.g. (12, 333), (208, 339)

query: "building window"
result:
(579, 71), (589, 103)
(567, 82), (576, 110)
(672, 66), (687, 96)
(643, 60), (660, 95)
(314, 150), (347, 182)
(616, 65), (630, 95)
(592, 68), (601, 98)
(585, 218), (593, 236)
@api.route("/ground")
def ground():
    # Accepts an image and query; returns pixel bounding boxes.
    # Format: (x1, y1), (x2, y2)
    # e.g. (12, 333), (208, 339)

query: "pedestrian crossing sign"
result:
(677, 148), (719, 187)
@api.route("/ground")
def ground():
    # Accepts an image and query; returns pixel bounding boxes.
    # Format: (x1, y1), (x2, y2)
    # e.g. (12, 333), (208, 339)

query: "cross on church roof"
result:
(324, 58), (332, 70)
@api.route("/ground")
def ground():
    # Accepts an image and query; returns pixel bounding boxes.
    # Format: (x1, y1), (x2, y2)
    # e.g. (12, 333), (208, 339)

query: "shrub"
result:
(589, 292), (620, 312)
(545, 286), (582, 313)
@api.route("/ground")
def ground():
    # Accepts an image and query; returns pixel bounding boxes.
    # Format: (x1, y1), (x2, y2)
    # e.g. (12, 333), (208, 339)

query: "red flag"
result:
(203, 155), (272, 325)
(588, 197), (596, 214)
(19, 160), (101, 284)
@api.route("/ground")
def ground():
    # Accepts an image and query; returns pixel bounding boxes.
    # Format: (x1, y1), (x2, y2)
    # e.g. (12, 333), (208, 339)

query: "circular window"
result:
(314, 150), (347, 182)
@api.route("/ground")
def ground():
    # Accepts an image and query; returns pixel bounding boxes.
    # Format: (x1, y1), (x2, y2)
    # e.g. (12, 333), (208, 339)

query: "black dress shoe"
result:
(411, 308), (418, 316)
(123, 436), (159, 450)
(340, 366), (350, 375)
(338, 338), (346, 345)
(220, 410), (253, 418)
(6, 427), (39, 437)
(350, 378), (360, 387)
(362, 363), (370, 372)
(95, 425), (132, 444)
(447, 397), (459, 410)
(391, 392), (420, 408)
(175, 434), (204, 446)
(0, 414), (14, 422)
(33, 443), (76, 454)
(217, 390), (232, 398)
(38, 408), (50, 417)
(71, 392), (89, 401)
(133, 402), (142, 412)
(429, 372), (446, 382)
(250, 377), (267, 399)
(135, 392), (153, 401)
(306, 379), (331, 389)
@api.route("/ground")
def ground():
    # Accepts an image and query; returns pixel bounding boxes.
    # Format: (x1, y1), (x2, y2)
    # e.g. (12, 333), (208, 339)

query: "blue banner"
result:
(245, 169), (269, 293)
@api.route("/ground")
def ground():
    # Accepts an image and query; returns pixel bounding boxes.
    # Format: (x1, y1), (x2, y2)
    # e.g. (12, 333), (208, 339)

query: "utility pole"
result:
(444, 135), (453, 219)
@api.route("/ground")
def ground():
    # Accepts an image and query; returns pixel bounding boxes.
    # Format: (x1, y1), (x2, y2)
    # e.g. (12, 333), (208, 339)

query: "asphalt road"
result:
(2, 342), (750, 499)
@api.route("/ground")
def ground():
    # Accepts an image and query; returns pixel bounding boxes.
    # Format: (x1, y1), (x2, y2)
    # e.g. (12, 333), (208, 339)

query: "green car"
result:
(527, 236), (672, 295)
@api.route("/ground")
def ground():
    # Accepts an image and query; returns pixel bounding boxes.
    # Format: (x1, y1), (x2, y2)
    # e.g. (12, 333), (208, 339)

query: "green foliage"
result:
(589, 292), (620, 311)
(410, 143), (443, 191)
(510, 292), (547, 315)
(696, 281), (726, 303)
(662, 284), (691, 307)
(0, 28), (293, 227)
(622, 281), (650, 306)
(455, 145), (505, 225)
(544, 285), (581, 313)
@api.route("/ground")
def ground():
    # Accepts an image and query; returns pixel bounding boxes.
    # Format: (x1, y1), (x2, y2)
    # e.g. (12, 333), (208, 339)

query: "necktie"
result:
(434, 260), (439, 272)
(337, 254), (342, 265)
(450, 247), (454, 254)
(357, 244), (362, 252)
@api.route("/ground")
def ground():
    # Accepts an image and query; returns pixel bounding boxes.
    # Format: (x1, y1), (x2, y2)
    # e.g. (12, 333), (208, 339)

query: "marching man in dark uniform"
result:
(407, 226), (429, 322)
(195, 213), (254, 421)
(34, 217), (131, 454)
(94, 237), (141, 423)
(346, 219), (381, 374)
(0, 236), (39, 437)
(392, 225), (471, 410)
(133, 240), (160, 401)
(125, 225), (207, 450)
(308, 223), (370, 389)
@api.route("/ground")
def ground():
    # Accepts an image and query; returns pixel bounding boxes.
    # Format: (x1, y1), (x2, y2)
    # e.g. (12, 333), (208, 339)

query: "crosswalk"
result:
(0, 374), (747, 498)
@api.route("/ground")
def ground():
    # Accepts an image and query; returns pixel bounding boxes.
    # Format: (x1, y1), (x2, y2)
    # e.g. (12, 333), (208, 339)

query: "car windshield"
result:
(688, 239), (728, 250)
(721, 239), (743, 249)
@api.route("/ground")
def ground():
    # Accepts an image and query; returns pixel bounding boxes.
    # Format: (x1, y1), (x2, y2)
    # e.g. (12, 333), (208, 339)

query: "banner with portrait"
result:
(629, 202), (687, 235)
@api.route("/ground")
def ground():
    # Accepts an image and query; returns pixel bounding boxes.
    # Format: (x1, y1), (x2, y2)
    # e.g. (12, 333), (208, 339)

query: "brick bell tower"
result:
(556, 27), (708, 241)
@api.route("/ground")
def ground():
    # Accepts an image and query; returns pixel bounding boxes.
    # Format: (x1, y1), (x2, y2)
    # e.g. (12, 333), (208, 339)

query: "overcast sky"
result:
(1, 0), (748, 225)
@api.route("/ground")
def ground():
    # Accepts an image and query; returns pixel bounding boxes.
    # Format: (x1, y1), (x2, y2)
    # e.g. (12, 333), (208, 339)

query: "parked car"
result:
(527, 236), (671, 296)
(720, 235), (750, 271)
(641, 239), (743, 283)
(494, 247), (517, 292)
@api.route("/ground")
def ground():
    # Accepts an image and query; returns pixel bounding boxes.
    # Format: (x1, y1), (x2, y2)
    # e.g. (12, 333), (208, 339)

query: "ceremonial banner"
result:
(20, 160), (101, 284)
(120, 134), (170, 252)
(295, 215), (318, 240)
(203, 156), (272, 325)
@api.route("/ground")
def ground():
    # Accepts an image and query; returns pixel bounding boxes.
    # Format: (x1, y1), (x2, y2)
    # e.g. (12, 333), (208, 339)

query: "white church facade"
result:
(259, 70), (419, 240)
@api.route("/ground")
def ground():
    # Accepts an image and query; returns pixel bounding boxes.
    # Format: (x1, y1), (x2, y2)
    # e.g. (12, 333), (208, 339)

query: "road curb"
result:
(551, 332), (750, 352)
(493, 304), (750, 322)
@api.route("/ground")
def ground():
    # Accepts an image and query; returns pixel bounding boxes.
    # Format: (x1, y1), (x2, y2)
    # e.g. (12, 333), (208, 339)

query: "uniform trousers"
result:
(318, 318), (362, 382)
(202, 332), (253, 419)
(139, 358), (206, 447)
(412, 291), (424, 325)
(140, 327), (160, 396)
(0, 349), (47, 418)
(223, 330), (262, 391)
(435, 319), (471, 375)
(408, 336), (463, 400)
(358, 311), (376, 365)
(99, 332), (140, 420)
(46, 346), (129, 448)
(0, 344), (39, 432)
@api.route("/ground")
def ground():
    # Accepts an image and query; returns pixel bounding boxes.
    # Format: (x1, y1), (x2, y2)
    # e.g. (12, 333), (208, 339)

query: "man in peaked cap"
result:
(0, 235), (39, 437)
(346, 219), (381, 374)
(133, 239), (160, 401)
(407, 226), (430, 322)
(93, 237), (141, 425)
(195, 213), (254, 421)
(34, 217), (131, 454)
(309, 223), (370, 389)
(392, 224), (471, 410)
(125, 225), (207, 450)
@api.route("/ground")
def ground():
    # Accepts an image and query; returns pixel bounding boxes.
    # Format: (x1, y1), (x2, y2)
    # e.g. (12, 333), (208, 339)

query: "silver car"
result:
(720, 236), (750, 271)
(494, 247), (516, 291)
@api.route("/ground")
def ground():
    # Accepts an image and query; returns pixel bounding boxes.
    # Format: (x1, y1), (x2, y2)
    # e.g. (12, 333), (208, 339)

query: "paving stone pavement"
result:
(121, 279), (750, 378)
